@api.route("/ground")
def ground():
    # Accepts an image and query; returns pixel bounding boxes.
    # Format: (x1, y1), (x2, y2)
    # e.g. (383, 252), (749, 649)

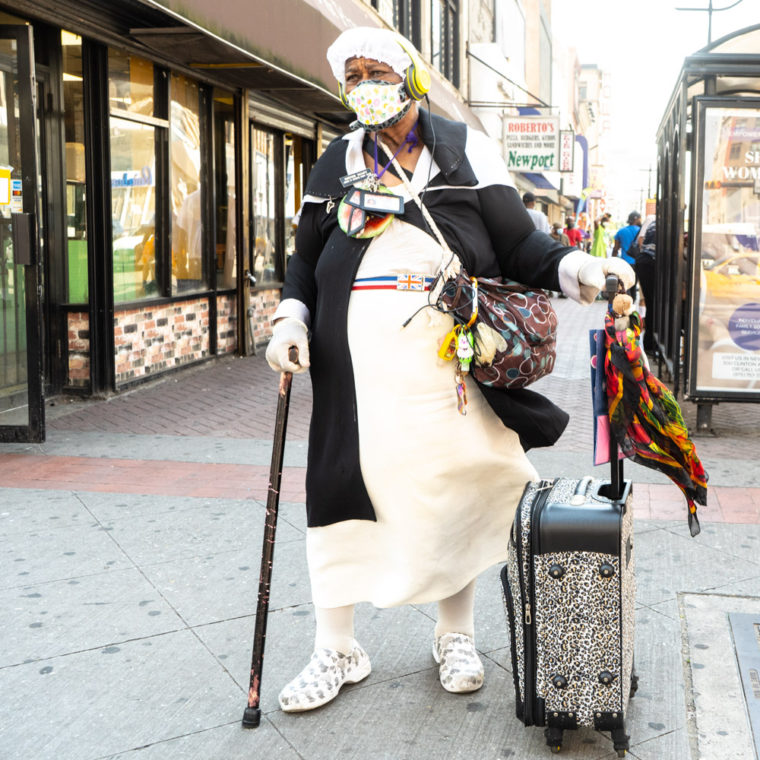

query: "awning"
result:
(132, 0), (484, 128)
(520, 172), (556, 190)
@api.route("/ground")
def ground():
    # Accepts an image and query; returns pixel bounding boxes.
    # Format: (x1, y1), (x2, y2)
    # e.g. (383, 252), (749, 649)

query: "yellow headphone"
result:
(338, 35), (431, 108)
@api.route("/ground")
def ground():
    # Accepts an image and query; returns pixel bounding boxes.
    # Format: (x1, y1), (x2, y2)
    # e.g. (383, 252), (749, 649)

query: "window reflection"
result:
(110, 117), (156, 301)
(62, 30), (88, 303)
(214, 90), (236, 289)
(170, 74), (205, 293)
(108, 50), (154, 117)
(251, 127), (277, 284)
(284, 134), (305, 266)
(109, 50), (157, 302)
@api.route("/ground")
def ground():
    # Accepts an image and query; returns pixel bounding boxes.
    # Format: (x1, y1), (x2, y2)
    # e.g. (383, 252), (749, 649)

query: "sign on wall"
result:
(504, 116), (560, 172)
(559, 130), (575, 173)
(694, 105), (760, 395)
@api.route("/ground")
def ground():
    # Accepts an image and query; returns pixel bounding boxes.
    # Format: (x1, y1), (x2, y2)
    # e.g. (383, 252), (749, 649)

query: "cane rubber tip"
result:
(242, 707), (262, 728)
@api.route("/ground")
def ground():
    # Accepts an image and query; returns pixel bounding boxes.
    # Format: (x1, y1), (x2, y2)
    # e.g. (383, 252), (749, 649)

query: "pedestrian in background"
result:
(612, 211), (642, 299)
(522, 191), (551, 234)
(265, 25), (635, 715)
(564, 216), (583, 248)
(612, 211), (642, 266)
(550, 221), (571, 246)
(591, 212), (611, 257)
(634, 215), (657, 355)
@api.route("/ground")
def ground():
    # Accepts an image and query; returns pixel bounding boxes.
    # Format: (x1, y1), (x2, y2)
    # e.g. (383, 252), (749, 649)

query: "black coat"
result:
(284, 109), (571, 527)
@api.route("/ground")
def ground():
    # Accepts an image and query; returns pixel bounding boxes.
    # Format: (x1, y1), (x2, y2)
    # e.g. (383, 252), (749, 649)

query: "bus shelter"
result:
(655, 24), (760, 428)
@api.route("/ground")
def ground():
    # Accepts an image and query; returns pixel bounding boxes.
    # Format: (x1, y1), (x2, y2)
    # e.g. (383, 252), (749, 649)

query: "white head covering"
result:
(326, 27), (412, 85)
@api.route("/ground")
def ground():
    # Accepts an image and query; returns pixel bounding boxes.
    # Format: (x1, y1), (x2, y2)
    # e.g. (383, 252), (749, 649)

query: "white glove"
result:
(265, 318), (310, 373)
(577, 256), (636, 304)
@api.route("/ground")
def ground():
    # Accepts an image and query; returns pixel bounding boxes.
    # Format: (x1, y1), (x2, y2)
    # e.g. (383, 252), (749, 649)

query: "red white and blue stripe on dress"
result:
(351, 274), (434, 292)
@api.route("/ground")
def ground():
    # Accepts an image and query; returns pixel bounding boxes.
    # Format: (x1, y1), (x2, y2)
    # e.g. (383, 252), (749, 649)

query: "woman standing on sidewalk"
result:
(265, 26), (635, 712)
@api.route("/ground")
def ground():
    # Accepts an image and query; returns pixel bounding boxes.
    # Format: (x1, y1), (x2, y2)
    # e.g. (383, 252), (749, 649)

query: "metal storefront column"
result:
(82, 39), (115, 394)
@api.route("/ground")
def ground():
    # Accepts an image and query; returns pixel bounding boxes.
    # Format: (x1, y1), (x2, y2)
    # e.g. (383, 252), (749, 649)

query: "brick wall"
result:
(249, 288), (280, 349)
(68, 291), (277, 390)
(114, 298), (210, 386)
(216, 293), (238, 354)
(67, 312), (90, 388)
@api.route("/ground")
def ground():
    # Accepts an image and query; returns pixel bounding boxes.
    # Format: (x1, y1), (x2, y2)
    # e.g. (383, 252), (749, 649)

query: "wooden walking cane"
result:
(242, 347), (298, 729)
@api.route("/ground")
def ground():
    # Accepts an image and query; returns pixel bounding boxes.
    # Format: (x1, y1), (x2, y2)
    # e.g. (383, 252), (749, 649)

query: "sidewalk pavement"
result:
(1, 298), (759, 760)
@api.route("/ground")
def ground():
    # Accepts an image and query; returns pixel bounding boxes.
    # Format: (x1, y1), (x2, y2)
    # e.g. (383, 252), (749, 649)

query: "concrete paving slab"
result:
(482, 645), (512, 676)
(197, 602), (442, 714)
(703, 575), (760, 597)
(192, 608), (317, 715)
(627, 728), (690, 760)
(634, 528), (760, 607)
(679, 592), (760, 760)
(667, 521), (760, 566)
(105, 721), (301, 760)
(1, 430), (309, 467)
(644, 597), (681, 622)
(90, 497), (303, 567)
(0, 520), (133, 590)
(635, 519), (684, 535)
(0, 488), (92, 536)
(699, 456), (760, 489)
(0, 630), (241, 760)
(77, 491), (306, 539)
(141, 539), (311, 627)
(0, 568), (184, 668)
(267, 660), (627, 760)
(627, 606), (686, 747)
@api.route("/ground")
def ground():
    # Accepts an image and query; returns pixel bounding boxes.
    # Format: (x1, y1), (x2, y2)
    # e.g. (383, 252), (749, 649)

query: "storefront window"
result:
(0, 63), (27, 405)
(110, 117), (157, 301)
(251, 127), (278, 285)
(214, 90), (236, 289)
(62, 31), (88, 303)
(170, 74), (205, 293)
(108, 50), (154, 118)
(284, 134), (306, 266)
(696, 106), (760, 392)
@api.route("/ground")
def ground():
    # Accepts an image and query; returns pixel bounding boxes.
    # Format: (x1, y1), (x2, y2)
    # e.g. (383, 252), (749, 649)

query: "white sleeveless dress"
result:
(306, 215), (539, 609)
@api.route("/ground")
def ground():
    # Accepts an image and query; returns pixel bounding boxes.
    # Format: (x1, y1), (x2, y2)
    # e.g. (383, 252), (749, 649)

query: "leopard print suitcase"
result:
(502, 476), (637, 757)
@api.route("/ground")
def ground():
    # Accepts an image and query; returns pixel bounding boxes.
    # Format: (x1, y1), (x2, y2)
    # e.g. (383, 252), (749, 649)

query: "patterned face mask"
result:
(346, 79), (411, 131)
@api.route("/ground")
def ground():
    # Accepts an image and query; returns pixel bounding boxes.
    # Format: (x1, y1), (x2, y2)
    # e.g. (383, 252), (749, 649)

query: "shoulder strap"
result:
(376, 137), (460, 288)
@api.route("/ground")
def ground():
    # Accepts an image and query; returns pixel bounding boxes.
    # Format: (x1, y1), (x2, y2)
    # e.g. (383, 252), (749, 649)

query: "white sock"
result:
(435, 580), (476, 639)
(314, 604), (356, 655)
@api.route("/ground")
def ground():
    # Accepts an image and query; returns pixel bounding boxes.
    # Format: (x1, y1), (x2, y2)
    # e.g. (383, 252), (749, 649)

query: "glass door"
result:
(0, 25), (43, 441)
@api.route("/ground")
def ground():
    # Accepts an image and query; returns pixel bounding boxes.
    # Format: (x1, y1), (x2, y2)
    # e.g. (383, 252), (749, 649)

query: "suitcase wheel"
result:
(611, 727), (630, 757)
(544, 727), (563, 754)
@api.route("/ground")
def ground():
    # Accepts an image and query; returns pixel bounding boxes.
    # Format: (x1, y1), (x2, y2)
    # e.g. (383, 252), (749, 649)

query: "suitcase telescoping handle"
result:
(602, 274), (625, 500)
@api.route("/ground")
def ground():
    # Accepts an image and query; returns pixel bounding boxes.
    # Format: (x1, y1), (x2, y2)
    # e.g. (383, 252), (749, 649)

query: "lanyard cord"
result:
(373, 118), (419, 180)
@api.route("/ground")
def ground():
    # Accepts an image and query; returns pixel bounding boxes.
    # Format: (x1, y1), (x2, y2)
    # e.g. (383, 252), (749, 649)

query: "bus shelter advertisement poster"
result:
(698, 107), (760, 392)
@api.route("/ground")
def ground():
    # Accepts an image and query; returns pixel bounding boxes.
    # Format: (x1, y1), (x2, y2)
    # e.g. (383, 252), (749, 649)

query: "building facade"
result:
(0, 0), (489, 442)
(1, 0), (600, 443)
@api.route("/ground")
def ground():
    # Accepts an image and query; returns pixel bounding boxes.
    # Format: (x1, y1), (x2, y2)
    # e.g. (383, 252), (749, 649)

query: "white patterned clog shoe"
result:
(432, 632), (485, 693)
(278, 641), (371, 712)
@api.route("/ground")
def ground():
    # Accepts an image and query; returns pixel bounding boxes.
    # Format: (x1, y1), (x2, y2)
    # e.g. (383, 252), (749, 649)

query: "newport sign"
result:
(504, 116), (560, 172)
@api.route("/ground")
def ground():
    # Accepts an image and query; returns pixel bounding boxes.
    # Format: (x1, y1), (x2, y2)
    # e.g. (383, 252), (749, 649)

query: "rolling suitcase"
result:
(501, 474), (636, 755)
(501, 280), (637, 756)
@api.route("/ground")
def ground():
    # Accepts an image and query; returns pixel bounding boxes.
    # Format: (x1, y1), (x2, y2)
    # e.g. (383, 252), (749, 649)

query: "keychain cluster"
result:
(437, 277), (478, 415)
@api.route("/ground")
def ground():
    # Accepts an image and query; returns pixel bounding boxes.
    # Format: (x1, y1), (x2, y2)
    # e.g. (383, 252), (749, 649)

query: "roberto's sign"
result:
(504, 116), (560, 172)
